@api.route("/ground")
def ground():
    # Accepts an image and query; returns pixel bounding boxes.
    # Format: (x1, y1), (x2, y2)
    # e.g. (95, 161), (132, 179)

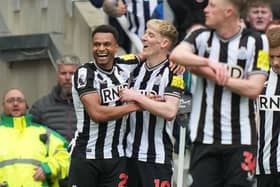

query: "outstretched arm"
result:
(81, 92), (140, 123)
(120, 89), (179, 121)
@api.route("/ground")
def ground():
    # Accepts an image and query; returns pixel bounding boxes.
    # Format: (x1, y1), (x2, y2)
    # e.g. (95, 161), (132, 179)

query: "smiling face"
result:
(2, 89), (28, 117)
(141, 26), (164, 57)
(141, 19), (178, 58)
(92, 32), (119, 70)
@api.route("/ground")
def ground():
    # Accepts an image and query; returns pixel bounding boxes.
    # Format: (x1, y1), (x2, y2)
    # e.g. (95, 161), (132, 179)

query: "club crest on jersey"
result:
(77, 68), (87, 88)
(101, 83), (128, 103)
(119, 70), (130, 82)
(226, 65), (244, 79)
(154, 75), (162, 85)
(237, 46), (248, 60)
(258, 95), (280, 111)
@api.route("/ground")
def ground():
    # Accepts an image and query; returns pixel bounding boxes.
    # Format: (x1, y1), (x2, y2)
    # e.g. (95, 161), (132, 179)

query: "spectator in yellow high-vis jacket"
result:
(0, 88), (70, 187)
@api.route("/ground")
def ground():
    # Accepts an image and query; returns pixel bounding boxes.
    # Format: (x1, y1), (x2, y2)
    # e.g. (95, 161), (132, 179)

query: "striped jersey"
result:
(70, 55), (139, 159)
(126, 0), (158, 37)
(185, 28), (269, 145)
(124, 59), (184, 165)
(257, 69), (280, 174)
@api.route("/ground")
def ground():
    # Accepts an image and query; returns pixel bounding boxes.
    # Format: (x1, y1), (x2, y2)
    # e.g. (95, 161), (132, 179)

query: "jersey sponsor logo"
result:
(258, 95), (280, 111)
(77, 67), (87, 88)
(171, 76), (184, 90)
(137, 89), (157, 96)
(101, 83), (128, 103)
(257, 50), (270, 71)
(226, 65), (244, 79)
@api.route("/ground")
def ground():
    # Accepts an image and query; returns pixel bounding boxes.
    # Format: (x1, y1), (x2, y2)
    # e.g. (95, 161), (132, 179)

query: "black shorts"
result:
(68, 156), (127, 187)
(256, 174), (280, 187)
(189, 143), (257, 187)
(126, 158), (172, 187)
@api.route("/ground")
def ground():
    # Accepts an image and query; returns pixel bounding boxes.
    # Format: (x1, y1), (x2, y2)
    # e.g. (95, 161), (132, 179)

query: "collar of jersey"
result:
(94, 61), (115, 74)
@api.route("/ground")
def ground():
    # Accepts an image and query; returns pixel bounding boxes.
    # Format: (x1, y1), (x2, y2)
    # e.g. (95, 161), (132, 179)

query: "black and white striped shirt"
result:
(126, 0), (158, 37)
(257, 69), (280, 174)
(185, 28), (269, 145)
(124, 59), (184, 165)
(71, 55), (139, 159)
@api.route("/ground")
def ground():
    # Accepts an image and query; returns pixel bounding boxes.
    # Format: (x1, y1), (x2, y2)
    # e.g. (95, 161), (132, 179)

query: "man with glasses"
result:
(0, 88), (69, 187)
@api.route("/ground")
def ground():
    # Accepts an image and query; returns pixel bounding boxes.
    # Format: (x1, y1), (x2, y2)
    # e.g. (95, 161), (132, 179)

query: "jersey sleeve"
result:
(165, 74), (185, 98)
(73, 63), (97, 97)
(250, 33), (270, 75)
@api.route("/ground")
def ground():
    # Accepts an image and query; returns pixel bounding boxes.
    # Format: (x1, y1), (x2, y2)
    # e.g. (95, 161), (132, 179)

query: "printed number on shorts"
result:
(154, 179), (170, 187)
(118, 173), (128, 187)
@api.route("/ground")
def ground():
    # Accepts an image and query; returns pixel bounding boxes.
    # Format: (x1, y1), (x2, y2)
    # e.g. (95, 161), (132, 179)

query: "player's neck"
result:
(216, 20), (241, 40)
(146, 53), (168, 68)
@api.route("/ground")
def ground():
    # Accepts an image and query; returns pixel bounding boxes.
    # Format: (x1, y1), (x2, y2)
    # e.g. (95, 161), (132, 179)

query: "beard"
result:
(60, 85), (72, 98)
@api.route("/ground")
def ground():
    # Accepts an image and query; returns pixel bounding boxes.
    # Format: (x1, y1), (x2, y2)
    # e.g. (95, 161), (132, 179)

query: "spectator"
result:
(167, 0), (208, 41)
(90, 0), (132, 53)
(271, 2), (280, 19)
(246, 0), (273, 32)
(30, 55), (80, 143)
(0, 88), (69, 187)
(120, 19), (184, 187)
(170, 0), (270, 187)
(68, 24), (141, 187)
(256, 20), (280, 187)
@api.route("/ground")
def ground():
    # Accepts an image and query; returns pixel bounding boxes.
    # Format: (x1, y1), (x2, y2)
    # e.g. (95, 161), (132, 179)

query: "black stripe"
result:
(147, 114), (156, 163)
(73, 111), (90, 158)
(269, 78), (280, 173)
(231, 35), (249, 144)
(196, 80), (207, 142)
(258, 106), (266, 174)
(95, 81), (109, 158)
(196, 31), (213, 142)
(213, 41), (228, 143)
(132, 111), (143, 158)
(163, 121), (173, 164)
(132, 69), (152, 158)
(143, 0), (150, 28)
(132, 0), (140, 35)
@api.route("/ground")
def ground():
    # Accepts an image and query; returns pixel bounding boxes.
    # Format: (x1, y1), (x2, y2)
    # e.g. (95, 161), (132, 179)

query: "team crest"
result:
(237, 47), (248, 60)
(154, 75), (162, 85)
(77, 67), (87, 88)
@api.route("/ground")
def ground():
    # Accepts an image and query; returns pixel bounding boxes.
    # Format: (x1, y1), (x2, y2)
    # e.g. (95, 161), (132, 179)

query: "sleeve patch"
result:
(77, 67), (87, 88)
(171, 76), (185, 90)
(119, 54), (137, 61)
(257, 50), (270, 71)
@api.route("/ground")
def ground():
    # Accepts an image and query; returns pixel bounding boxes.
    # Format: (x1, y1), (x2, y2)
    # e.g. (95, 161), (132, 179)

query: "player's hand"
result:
(208, 60), (229, 85)
(33, 166), (46, 181)
(169, 61), (186, 74)
(119, 88), (140, 103)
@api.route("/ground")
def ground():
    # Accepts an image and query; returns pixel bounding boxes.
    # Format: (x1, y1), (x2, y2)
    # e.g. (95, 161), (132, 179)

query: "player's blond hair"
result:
(146, 19), (178, 50)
